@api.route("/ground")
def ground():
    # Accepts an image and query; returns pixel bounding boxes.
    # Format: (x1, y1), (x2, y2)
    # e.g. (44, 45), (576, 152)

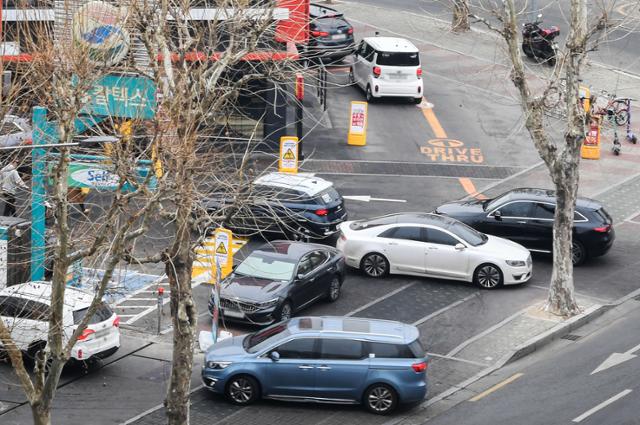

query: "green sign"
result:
(81, 74), (156, 119)
(51, 162), (156, 191)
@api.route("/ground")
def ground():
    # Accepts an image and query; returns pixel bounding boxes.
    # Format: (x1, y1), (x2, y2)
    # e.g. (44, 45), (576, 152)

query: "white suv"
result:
(350, 36), (423, 103)
(0, 282), (120, 361)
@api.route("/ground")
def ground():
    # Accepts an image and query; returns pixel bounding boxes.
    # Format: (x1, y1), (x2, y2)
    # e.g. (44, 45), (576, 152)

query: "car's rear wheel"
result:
(326, 275), (342, 302)
(225, 375), (260, 406)
(412, 97), (423, 104)
(572, 240), (587, 266)
(361, 253), (389, 278)
(366, 85), (374, 102)
(364, 383), (398, 415)
(473, 264), (503, 289)
(349, 68), (355, 85)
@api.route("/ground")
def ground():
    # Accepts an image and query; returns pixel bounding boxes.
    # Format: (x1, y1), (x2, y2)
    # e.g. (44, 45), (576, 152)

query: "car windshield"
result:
(448, 221), (488, 246)
(243, 322), (291, 353)
(484, 192), (511, 211)
(235, 252), (297, 281)
(376, 51), (419, 66)
(72, 302), (113, 325)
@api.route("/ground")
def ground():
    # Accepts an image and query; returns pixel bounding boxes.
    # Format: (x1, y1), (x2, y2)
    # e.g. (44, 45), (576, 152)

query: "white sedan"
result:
(336, 213), (532, 289)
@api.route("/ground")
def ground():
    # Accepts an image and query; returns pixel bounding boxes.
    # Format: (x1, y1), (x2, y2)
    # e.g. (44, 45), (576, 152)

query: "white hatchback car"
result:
(336, 213), (532, 289)
(350, 36), (423, 103)
(0, 282), (120, 361)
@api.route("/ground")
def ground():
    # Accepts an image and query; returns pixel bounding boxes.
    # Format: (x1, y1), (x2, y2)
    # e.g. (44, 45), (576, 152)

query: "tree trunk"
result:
(452, 0), (470, 32)
(31, 404), (51, 425)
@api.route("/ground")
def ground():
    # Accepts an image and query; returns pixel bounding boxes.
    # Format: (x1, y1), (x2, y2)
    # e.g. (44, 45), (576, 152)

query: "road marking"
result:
(345, 283), (415, 317)
(122, 385), (205, 424)
(572, 389), (633, 422)
(469, 373), (524, 402)
(426, 352), (489, 367)
(343, 195), (407, 203)
(420, 97), (448, 138)
(591, 342), (640, 374)
(458, 177), (488, 200)
(412, 292), (478, 327)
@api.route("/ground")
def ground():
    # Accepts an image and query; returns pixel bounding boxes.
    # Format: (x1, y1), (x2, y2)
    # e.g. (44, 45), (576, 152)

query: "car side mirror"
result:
(455, 243), (466, 251)
(269, 351), (280, 362)
(296, 273), (305, 281)
(493, 210), (502, 220)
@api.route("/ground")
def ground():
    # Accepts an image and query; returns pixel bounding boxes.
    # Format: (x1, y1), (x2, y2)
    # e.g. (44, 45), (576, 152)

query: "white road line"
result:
(528, 285), (610, 303)
(572, 389), (633, 423)
(426, 352), (489, 368)
(412, 292), (478, 327)
(115, 305), (156, 309)
(345, 283), (415, 317)
(121, 298), (158, 302)
(591, 171), (640, 198)
(121, 385), (205, 424)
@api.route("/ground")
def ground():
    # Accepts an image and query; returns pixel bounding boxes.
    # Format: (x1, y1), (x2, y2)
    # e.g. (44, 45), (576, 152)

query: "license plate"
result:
(223, 309), (245, 319)
(332, 34), (346, 40)
(389, 74), (406, 79)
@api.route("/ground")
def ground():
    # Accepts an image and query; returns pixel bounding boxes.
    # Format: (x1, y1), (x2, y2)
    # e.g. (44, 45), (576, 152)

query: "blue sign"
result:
(81, 74), (156, 119)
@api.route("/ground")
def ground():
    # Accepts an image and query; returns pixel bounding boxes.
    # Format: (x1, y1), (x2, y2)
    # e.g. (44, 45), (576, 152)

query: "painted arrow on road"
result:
(591, 342), (640, 374)
(343, 195), (407, 203)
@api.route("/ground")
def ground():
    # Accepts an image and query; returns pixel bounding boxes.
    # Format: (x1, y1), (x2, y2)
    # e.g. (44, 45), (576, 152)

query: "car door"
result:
(353, 41), (366, 85)
(423, 227), (470, 279)
(262, 337), (320, 397)
(290, 254), (317, 310)
(306, 250), (333, 300)
(355, 42), (374, 87)
(485, 201), (535, 247)
(377, 226), (427, 274)
(528, 202), (556, 252)
(314, 338), (369, 401)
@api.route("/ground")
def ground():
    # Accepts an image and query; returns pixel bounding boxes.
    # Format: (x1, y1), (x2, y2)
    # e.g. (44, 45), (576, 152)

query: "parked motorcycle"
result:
(522, 14), (560, 66)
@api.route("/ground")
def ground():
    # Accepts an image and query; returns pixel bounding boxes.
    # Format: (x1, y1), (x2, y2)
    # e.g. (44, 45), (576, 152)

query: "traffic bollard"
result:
(157, 287), (164, 334)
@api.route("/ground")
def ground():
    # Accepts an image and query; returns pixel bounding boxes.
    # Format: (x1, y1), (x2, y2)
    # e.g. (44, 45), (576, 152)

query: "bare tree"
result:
(452, 0), (471, 32)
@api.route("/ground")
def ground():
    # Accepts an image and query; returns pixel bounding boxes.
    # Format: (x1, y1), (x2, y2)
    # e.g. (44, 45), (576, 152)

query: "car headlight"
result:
(257, 298), (280, 309)
(206, 361), (232, 370)
(506, 260), (526, 267)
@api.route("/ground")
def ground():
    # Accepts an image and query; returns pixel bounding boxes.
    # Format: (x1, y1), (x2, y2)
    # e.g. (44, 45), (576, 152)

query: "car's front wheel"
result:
(473, 263), (503, 289)
(361, 253), (389, 278)
(363, 383), (398, 415)
(275, 301), (293, 322)
(225, 375), (260, 406)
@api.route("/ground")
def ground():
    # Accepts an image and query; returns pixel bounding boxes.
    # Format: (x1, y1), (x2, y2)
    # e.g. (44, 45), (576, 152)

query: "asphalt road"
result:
(346, 0), (640, 75)
(426, 299), (640, 425)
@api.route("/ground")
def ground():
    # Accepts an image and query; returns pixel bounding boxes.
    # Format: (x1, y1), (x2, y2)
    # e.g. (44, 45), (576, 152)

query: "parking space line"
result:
(469, 373), (524, 402)
(345, 283), (415, 317)
(426, 352), (489, 368)
(412, 292), (478, 327)
(572, 389), (632, 422)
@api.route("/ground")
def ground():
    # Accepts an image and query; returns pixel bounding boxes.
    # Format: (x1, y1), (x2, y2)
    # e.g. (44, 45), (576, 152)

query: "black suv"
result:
(201, 172), (347, 241)
(434, 188), (615, 265)
(306, 3), (355, 61)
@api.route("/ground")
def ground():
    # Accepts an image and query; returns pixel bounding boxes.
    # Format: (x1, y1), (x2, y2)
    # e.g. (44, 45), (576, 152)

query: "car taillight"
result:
(594, 225), (611, 233)
(311, 30), (329, 37)
(412, 361), (427, 373)
(77, 328), (95, 341)
(417, 68), (422, 79)
(113, 316), (120, 327)
(373, 66), (381, 78)
(77, 349), (83, 359)
(347, 28), (354, 35)
(315, 209), (329, 216)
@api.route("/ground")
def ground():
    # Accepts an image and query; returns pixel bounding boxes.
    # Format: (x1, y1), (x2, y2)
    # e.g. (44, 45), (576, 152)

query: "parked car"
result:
(350, 36), (423, 103)
(209, 241), (345, 325)
(201, 172), (347, 241)
(434, 188), (615, 266)
(201, 316), (428, 414)
(0, 115), (31, 148)
(306, 3), (355, 61)
(0, 281), (120, 362)
(336, 213), (532, 289)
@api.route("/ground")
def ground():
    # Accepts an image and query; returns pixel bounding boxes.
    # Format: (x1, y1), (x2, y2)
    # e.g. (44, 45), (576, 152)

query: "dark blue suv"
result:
(201, 316), (428, 414)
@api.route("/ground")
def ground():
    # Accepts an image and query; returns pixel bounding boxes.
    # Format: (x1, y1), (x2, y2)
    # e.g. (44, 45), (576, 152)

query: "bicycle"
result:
(589, 90), (630, 126)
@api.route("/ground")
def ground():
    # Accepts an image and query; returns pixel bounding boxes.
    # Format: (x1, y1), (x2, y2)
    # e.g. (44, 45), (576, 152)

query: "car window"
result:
(235, 252), (297, 281)
(495, 202), (533, 218)
(425, 228), (459, 246)
(533, 203), (555, 219)
(0, 296), (19, 317)
(379, 226), (423, 242)
(23, 300), (50, 321)
(297, 255), (313, 276)
(375, 51), (420, 66)
(368, 342), (416, 359)
(448, 222), (487, 246)
(363, 43), (375, 62)
(244, 322), (291, 353)
(308, 251), (329, 269)
(320, 338), (365, 360)
(311, 187), (340, 205)
(72, 302), (113, 325)
(273, 338), (318, 359)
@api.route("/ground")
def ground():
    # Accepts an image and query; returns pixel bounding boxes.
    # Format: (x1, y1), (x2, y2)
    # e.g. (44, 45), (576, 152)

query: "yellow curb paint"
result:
(459, 177), (488, 200)
(469, 373), (524, 402)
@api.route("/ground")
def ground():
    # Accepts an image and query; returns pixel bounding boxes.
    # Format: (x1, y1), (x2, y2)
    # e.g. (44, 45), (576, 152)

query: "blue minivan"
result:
(202, 316), (428, 414)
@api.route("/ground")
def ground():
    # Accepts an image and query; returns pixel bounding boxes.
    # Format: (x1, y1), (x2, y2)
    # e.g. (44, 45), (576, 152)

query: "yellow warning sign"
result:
(279, 136), (299, 173)
(216, 242), (228, 255)
(283, 148), (296, 160)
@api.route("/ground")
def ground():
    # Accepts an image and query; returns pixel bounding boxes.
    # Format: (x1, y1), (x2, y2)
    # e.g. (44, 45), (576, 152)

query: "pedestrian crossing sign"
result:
(279, 136), (299, 173)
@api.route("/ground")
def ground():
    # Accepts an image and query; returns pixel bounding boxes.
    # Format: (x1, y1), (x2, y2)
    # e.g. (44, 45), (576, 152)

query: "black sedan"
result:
(434, 188), (615, 266)
(209, 241), (345, 325)
(305, 3), (355, 61)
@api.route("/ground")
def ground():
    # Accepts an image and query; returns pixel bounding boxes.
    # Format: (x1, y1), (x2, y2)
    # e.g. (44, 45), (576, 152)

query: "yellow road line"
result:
(420, 98), (448, 139)
(469, 373), (524, 402)
(458, 177), (488, 200)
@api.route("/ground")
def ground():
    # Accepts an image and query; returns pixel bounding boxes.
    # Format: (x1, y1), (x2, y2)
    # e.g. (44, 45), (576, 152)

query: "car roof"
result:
(254, 172), (333, 197)
(0, 281), (93, 310)
(352, 212), (460, 229)
(286, 316), (419, 344)
(497, 188), (603, 210)
(363, 36), (418, 53)
(254, 240), (333, 259)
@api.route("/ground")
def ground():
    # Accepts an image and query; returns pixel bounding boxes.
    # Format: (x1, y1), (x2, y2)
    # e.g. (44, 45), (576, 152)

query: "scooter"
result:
(522, 14), (560, 66)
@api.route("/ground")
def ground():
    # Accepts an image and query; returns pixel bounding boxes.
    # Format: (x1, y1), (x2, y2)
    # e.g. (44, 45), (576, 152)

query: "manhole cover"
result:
(561, 334), (582, 341)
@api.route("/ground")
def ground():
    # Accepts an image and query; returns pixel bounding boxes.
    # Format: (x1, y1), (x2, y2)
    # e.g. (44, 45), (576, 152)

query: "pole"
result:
(157, 286), (164, 334)
(211, 261), (221, 344)
(296, 103), (303, 160)
(31, 107), (48, 281)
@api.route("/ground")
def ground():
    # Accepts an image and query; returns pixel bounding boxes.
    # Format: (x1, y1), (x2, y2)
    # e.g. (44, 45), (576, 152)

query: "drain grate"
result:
(634, 294), (640, 301)
(561, 334), (582, 341)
